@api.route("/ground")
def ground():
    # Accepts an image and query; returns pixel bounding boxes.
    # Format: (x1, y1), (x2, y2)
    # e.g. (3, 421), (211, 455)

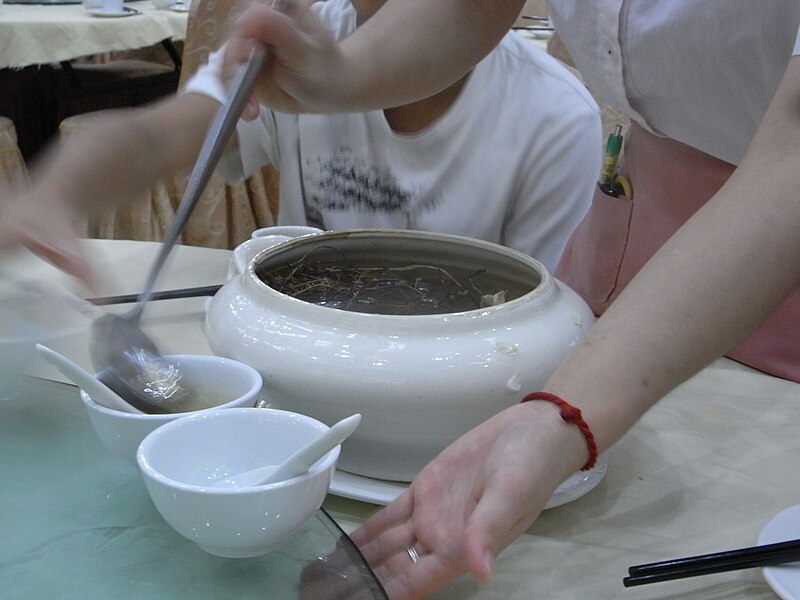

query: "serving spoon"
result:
(89, 46), (270, 413)
(213, 414), (361, 488)
(35, 344), (143, 414)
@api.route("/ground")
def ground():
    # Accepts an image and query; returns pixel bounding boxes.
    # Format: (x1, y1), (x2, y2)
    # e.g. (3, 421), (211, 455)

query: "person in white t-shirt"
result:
(0, 0), (599, 279)
(184, 0), (600, 271)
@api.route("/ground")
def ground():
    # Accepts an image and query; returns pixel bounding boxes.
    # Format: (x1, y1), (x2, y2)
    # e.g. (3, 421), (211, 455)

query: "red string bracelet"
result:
(520, 391), (598, 471)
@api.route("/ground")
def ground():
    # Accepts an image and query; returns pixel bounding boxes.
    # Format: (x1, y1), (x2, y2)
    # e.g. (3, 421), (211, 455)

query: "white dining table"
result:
(0, 1), (187, 70)
(0, 0), (188, 159)
(3, 238), (800, 599)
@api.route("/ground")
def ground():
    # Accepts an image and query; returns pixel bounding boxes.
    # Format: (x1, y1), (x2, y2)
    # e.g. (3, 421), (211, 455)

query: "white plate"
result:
(168, 3), (189, 11)
(330, 454), (608, 509)
(87, 8), (135, 17)
(758, 504), (800, 599)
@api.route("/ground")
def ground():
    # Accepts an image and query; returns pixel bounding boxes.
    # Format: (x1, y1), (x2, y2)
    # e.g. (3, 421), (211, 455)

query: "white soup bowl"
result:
(81, 354), (262, 465)
(137, 407), (339, 558)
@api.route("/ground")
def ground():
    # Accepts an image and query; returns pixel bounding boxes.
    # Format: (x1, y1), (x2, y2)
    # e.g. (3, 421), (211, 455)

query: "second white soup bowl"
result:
(137, 407), (339, 558)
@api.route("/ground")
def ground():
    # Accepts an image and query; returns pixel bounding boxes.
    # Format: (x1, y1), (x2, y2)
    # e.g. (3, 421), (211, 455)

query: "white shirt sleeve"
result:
(794, 25), (800, 55)
(549, 1), (800, 165)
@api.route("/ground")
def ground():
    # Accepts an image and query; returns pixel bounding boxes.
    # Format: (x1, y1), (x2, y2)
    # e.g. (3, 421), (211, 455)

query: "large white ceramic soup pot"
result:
(205, 229), (595, 482)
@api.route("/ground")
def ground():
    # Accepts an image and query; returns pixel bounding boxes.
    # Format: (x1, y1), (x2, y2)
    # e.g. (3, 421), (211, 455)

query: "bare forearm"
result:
(30, 93), (218, 216)
(0, 93), (219, 283)
(227, 0), (525, 113)
(546, 57), (800, 455)
(335, 0), (525, 109)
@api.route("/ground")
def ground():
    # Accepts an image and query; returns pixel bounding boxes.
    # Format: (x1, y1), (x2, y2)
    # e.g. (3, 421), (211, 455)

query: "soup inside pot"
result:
(253, 231), (542, 316)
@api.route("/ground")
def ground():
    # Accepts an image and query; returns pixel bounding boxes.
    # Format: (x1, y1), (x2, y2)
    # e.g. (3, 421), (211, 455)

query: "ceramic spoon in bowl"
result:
(213, 414), (361, 488)
(35, 344), (143, 414)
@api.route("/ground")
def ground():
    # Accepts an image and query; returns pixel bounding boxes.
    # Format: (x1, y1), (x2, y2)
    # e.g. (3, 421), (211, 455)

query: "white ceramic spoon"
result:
(214, 414), (361, 488)
(35, 344), (143, 414)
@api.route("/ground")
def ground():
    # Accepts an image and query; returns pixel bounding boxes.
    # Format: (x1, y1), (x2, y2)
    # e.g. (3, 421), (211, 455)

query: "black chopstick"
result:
(86, 284), (222, 305)
(623, 538), (800, 587)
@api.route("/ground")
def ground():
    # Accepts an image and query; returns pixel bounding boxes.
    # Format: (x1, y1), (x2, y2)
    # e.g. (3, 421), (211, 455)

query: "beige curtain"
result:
(61, 0), (279, 249)
(0, 117), (29, 191)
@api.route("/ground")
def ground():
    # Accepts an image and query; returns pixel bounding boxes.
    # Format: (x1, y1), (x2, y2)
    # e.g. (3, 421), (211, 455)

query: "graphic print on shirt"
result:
(303, 145), (440, 230)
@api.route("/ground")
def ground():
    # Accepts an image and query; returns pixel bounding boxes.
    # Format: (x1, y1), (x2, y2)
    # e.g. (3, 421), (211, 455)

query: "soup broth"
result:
(254, 234), (541, 316)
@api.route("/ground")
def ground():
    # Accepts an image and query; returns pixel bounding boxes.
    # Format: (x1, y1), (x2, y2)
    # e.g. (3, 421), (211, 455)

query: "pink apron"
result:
(556, 122), (800, 382)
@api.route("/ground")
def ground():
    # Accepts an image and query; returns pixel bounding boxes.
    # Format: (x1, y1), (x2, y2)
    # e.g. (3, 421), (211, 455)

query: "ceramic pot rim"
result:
(242, 228), (554, 320)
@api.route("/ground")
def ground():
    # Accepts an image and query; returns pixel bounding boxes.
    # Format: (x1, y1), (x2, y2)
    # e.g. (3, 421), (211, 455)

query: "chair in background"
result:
(0, 117), (29, 191)
(170, 0), (279, 248)
(60, 0), (279, 249)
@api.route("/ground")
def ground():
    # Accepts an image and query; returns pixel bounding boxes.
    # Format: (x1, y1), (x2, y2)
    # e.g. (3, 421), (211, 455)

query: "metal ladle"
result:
(90, 47), (270, 414)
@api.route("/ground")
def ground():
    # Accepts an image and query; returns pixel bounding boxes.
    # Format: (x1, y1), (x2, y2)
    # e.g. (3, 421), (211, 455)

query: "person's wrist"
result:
(510, 399), (593, 484)
(521, 392), (598, 471)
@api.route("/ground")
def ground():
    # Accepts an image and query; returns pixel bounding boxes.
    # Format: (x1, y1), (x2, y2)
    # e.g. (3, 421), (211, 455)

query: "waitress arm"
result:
(359, 53), (800, 599)
(0, 93), (220, 284)
(343, 34), (800, 600)
(545, 55), (800, 457)
(351, 56), (800, 600)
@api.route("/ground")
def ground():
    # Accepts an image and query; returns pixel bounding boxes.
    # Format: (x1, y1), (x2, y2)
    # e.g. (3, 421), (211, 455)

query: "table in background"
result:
(0, 2), (187, 159)
(0, 2), (186, 70)
(4, 239), (800, 599)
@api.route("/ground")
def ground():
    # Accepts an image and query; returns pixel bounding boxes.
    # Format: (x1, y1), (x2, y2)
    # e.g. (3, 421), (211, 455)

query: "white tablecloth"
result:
(4, 239), (800, 599)
(0, 2), (187, 69)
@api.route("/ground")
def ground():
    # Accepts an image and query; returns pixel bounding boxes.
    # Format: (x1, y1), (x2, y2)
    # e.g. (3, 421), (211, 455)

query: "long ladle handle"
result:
(128, 46), (270, 322)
